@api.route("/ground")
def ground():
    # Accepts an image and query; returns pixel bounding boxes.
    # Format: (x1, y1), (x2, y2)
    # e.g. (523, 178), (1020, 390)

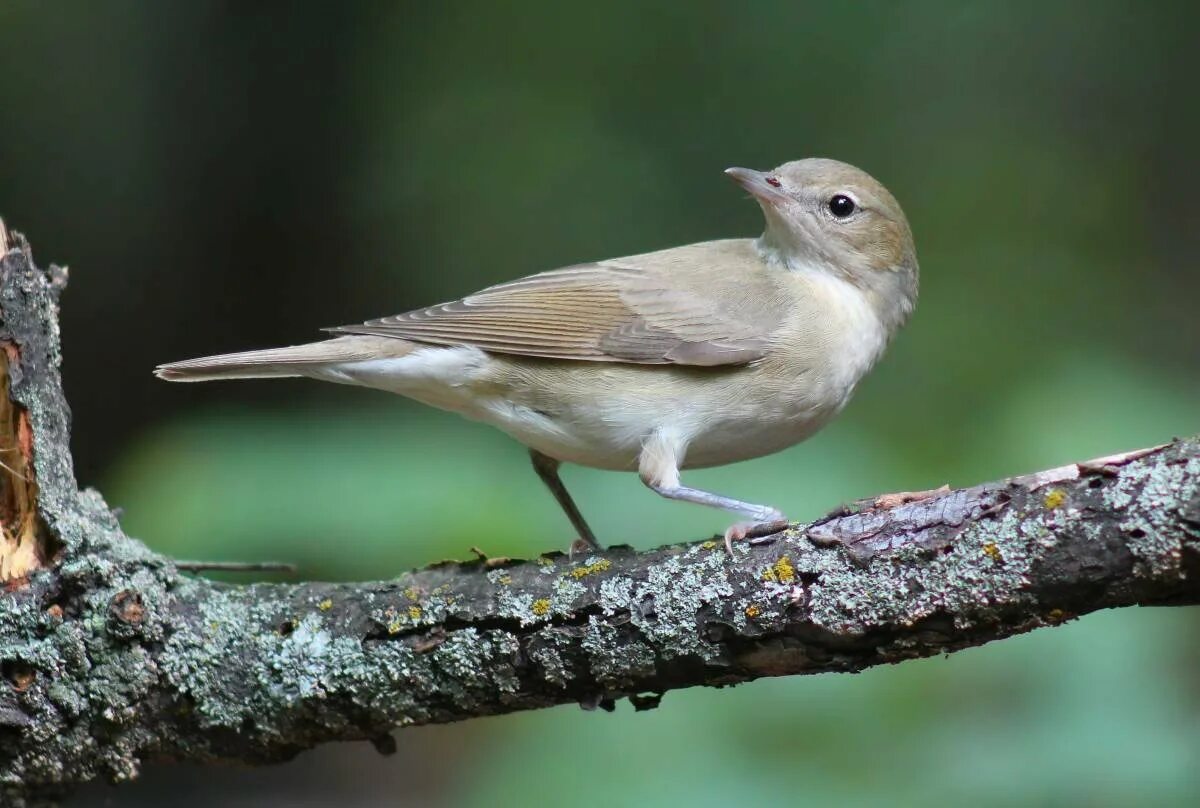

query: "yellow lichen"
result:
(407, 605), (422, 620)
(701, 540), (718, 551)
(1043, 489), (1067, 509)
(317, 598), (333, 611)
(497, 575), (512, 586)
(569, 558), (612, 579)
(403, 586), (420, 601)
(387, 620), (403, 635)
(744, 604), (761, 618)
(982, 542), (1001, 560)
(531, 598), (551, 616)
(1046, 608), (1067, 624)
(764, 555), (795, 585)
(536, 556), (555, 566)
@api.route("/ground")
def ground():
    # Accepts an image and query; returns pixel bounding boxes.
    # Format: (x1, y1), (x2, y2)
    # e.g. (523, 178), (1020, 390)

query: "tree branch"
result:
(0, 225), (1197, 805)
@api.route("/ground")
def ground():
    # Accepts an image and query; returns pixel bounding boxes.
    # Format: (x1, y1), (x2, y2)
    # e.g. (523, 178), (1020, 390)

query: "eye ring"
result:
(828, 194), (856, 219)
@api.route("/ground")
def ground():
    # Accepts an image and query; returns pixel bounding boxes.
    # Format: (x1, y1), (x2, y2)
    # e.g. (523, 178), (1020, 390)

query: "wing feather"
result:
(328, 253), (781, 367)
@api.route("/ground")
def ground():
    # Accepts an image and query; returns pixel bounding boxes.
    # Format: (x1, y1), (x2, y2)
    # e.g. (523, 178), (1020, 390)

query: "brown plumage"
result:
(327, 240), (788, 366)
(156, 158), (919, 551)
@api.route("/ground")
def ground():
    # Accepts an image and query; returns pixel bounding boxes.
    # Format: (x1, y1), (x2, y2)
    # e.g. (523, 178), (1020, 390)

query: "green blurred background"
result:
(1, 1), (1198, 805)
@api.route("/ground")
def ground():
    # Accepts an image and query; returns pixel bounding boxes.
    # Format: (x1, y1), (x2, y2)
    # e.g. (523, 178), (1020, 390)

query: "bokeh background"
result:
(1, 1), (1198, 805)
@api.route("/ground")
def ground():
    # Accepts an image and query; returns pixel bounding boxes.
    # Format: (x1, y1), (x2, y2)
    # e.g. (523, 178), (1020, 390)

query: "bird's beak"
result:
(725, 167), (788, 206)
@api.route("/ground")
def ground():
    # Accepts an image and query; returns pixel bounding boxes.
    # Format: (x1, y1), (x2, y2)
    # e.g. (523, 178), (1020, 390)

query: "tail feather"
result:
(155, 336), (414, 382)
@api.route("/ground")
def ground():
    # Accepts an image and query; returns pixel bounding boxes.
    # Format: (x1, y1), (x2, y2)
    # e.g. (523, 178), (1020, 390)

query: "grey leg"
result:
(637, 428), (787, 552)
(642, 482), (785, 524)
(529, 449), (601, 550)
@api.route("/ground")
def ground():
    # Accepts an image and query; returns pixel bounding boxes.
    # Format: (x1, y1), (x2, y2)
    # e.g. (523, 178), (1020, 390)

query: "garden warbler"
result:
(156, 158), (918, 551)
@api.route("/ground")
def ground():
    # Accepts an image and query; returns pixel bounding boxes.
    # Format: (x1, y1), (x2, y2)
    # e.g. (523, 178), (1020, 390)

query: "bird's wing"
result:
(327, 250), (782, 367)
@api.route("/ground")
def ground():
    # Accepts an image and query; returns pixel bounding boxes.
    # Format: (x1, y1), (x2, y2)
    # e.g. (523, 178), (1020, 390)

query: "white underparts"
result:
(637, 428), (685, 488)
(325, 346), (491, 415)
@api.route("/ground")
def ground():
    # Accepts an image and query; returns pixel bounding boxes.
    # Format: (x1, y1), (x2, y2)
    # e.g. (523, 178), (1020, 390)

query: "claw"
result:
(723, 517), (790, 555)
(568, 537), (595, 559)
(724, 523), (748, 555)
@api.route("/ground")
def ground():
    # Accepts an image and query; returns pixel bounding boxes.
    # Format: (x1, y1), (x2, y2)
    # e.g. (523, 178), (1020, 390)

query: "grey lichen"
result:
(1108, 454), (1200, 580)
(582, 615), (657, 689)
(595, 550), (734, 662)
(795, 503), (1034, 637)
(526, 629), (572, 689)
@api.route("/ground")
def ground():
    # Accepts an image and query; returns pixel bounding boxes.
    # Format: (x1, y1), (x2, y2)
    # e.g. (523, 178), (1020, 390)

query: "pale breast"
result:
(784, 267), (891, 410)
(657, 268), (891, 468)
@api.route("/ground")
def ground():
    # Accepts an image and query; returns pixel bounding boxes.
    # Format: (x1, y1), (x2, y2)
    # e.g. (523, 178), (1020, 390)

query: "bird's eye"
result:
(765, 176), (782, 188)
(828, 194), (856, 218)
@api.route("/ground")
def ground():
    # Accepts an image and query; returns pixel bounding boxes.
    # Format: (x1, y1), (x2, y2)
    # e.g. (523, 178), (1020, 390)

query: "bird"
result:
(156, 158), (918, 553)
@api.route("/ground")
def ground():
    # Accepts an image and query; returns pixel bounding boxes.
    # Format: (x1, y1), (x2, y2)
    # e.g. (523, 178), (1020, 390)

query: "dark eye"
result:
(828, 194), (856, 218)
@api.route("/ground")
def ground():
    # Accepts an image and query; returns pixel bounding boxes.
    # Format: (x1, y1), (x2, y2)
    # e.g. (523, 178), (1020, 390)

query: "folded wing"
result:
(327, 261), (779, 367)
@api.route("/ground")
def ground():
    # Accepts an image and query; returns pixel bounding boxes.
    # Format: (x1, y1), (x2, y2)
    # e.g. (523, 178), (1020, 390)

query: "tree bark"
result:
(0, 225), (1197, 806)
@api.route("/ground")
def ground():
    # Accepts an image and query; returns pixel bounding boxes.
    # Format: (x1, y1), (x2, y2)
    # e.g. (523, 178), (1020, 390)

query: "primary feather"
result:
(154, 336), (415, 382)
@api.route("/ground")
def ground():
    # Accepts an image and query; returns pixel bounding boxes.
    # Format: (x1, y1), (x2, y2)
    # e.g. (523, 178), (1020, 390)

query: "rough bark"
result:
(0, 226), (1197, 806)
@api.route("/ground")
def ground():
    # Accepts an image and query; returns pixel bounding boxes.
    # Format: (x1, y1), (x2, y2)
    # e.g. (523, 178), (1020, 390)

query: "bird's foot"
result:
(569, 536), (603, 559)
(723, 509), (789, 555)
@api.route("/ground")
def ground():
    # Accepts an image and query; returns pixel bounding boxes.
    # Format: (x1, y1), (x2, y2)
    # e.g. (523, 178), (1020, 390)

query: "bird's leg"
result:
(529, 449), (602, 551)
(637, 430), (788, 553)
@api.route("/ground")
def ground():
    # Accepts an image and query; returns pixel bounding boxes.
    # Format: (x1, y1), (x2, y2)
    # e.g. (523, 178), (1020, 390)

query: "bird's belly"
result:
(335, 347), (849, 472)
(678, 403), (835, 469)
(333, 356), (632, 469)
(475, 398), (644, 470)
(475, 363), (845, 472)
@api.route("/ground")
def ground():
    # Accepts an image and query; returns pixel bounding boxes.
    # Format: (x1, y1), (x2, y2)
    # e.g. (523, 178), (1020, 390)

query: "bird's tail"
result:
(154, 335), (414, 382)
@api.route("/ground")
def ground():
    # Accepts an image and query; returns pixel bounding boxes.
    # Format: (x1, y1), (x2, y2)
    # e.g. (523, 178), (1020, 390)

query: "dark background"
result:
(0, 2), (1197, 806)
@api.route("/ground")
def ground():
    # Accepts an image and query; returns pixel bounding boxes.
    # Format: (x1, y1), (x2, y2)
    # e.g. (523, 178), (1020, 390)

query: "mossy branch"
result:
(0, 226), (1198, 806)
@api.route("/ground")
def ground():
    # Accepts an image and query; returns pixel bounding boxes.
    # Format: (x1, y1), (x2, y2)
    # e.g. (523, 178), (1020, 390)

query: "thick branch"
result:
(0, 226), (1197, 804)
